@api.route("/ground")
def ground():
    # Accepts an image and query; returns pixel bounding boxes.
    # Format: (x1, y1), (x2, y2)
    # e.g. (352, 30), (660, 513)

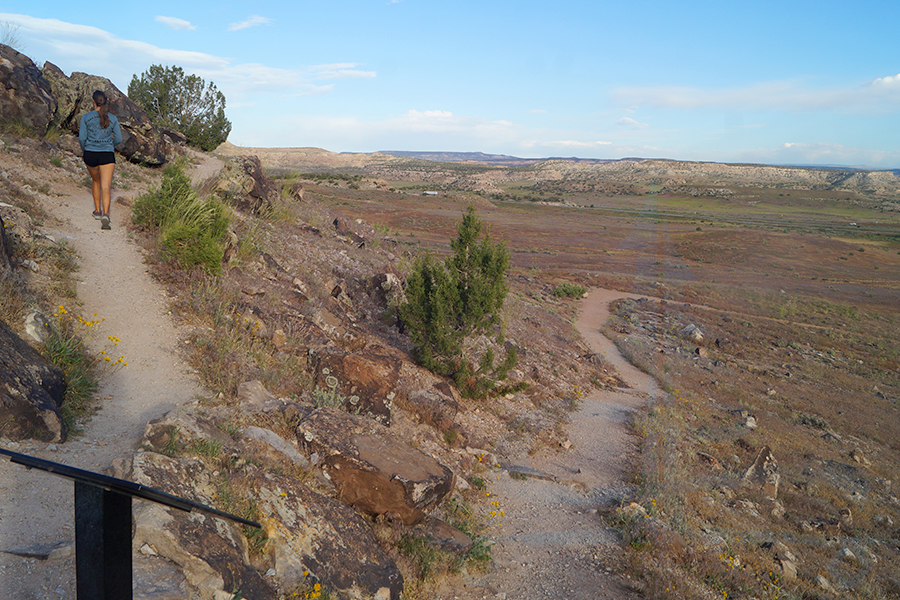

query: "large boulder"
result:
(214, 155), (276, 215)
(298, 408), (455, 525)
(0, 318), (67, 442)
(130, 452), (276, 600)
(41, 62), (168, 166)
(309, 346), (401, 425)
(0, 44), (57, 136)
(255, 469), (403, 599)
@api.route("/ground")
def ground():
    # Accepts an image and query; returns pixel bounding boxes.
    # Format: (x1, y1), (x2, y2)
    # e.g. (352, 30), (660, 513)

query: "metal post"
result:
(74, 482), (133, 600)
(1, 447), (258, 600)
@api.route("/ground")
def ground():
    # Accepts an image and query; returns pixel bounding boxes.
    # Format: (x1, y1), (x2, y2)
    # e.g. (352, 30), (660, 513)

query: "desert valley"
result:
(2, 39), (900, 600)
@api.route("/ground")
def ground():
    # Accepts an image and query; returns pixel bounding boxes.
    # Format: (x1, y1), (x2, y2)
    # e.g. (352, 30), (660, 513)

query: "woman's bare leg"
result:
(98, 163), (115, 215)
(86, 164), (102, 213)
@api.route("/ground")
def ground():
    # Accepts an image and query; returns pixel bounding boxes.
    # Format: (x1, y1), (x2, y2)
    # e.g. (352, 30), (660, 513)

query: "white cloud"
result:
(616, 117), (648, 129)
(155, 16), (195, 31)
(0, 14), (358, 100)
(614, 76), (900, 114)
(309, 63), (376, 80)
(872, 73), (900, 87)
(228, 15), (273, 32)
(531, 109), (547, 114)
(543, 140), (612, 149)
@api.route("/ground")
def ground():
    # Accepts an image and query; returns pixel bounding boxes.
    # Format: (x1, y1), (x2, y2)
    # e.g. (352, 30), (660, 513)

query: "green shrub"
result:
(552, 282), (587, 298)
(132, 161), (195, 229)
(132, 161), (230, 274)
(400, 206), (515, 399)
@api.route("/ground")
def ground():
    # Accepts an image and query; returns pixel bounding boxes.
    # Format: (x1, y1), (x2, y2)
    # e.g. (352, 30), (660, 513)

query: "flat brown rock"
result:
(298, 408), (454, 525)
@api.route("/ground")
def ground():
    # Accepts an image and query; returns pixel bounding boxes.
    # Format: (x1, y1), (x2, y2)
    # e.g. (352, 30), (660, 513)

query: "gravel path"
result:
(0, 157), (206, 598)
(438, 288), (657, 600)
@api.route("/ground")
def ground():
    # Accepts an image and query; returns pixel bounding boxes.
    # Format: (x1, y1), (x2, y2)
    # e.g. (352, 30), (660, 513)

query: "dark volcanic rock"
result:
(0, 44), (57, 136)
(41, 62), (168, 166)
(0, 318), (67, 442)
(310, 346), (401, 425)
(0, 215), (15, 277)
(298, 408), (455, 525)
(214, 155), (276, 215)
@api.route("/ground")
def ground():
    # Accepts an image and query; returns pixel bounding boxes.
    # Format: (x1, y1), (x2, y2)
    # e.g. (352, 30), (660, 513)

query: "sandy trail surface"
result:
(2, 153), (654, 599)
(443, 287), (658, 600)
(0, 158), (208, 597)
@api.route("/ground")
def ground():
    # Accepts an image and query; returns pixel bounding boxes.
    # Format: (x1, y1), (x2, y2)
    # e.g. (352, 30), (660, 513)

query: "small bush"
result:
(552, 282), (587, 298)
(133, 161), (230, 274)
(400, 206), (515, 399)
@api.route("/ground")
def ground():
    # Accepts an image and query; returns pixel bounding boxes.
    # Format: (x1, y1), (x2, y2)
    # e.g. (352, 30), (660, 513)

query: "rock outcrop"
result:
(136, 410), (406, 599)
(0, 318), (67, 442)
(130, 452), (276, 600)
(213, 155), (276, 215)
(41, 62), (169, 166)
(310, 346), (401, 425)
(298, 408), (455, 525)
(254, 469), (404, 599)
(0, 44), (57, 136)
(0, 214), (14, 277)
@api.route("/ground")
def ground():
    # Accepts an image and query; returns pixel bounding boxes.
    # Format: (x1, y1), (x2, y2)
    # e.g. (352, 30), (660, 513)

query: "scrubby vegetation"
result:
(132, 161), (230, 274)
(600, 288), (900, 600)
(400, 205), (517, 398)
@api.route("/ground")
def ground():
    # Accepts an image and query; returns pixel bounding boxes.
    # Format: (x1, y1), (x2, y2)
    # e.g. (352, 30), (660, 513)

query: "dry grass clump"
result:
(603, 289), (900, 599)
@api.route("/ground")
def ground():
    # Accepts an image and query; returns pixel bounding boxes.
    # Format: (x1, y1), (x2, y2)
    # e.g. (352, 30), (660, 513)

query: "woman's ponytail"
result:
(92, 90), (110, 129)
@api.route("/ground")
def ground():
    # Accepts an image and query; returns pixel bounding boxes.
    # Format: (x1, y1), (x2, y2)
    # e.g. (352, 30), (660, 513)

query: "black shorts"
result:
(83, 151), (116, 168)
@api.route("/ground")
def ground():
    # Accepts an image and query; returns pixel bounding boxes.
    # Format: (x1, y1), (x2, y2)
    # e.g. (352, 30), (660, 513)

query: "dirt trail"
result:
(447, 288), (658, 600)
(0, 157), (208, 597)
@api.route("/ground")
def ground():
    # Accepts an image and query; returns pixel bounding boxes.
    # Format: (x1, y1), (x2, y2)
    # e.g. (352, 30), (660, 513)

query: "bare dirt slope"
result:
(1, 149), (651, 599)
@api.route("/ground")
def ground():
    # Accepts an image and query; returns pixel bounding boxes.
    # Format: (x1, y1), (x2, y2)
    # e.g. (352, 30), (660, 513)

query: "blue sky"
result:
(2, 1), (900, 168)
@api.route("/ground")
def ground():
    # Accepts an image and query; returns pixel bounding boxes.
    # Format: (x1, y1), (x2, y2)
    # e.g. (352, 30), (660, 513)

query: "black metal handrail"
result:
(0, 447), (260, 599)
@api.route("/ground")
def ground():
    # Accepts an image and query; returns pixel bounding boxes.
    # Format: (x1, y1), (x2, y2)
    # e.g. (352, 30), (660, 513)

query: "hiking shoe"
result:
(92, 211), (102, 220)
(101, 214), (110, 230)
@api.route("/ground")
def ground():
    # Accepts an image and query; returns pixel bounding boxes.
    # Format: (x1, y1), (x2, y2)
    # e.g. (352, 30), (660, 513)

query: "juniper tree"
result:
(401, 206), (515, 398)
(128, 65), (232, 151)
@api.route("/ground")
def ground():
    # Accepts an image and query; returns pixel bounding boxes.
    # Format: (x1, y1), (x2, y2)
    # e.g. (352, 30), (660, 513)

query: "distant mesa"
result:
(377, 150), (613, 167)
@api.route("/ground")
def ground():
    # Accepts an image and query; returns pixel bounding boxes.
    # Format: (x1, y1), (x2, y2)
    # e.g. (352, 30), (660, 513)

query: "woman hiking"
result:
(79, 90), (123, 230)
